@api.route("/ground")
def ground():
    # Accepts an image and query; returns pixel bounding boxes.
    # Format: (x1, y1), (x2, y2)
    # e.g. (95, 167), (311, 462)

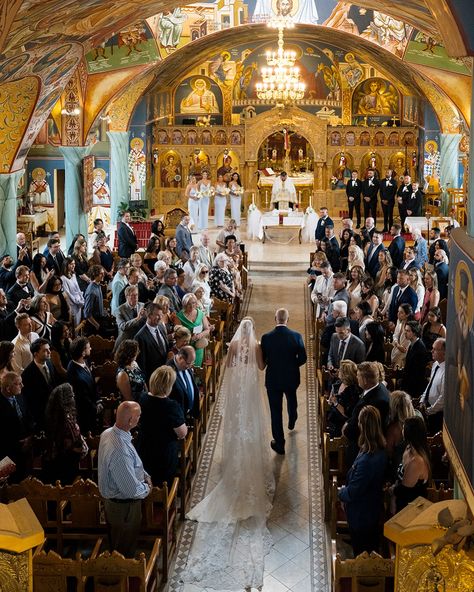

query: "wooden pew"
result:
(323, 433), (347, 521)
(33, 545), (89, 592)
(333, 551), (394, 592)
(88, 335), (116, 366)
(178, 433), (193, 519)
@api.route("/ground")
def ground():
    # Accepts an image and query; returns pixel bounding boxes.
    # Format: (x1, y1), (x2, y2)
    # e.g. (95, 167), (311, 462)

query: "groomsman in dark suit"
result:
(379, 169), (397, 232)
(7, 266), (34, 307)
(315, 207), (334, 243)
(261, 308), (307, 455)
(135, 302), (169, 381)
(361, 169), (380, 224)
(387, 224), (405, 269)
(405, 181), (423, 217)
(117, 211), (138, 259)
(396, 175), (412, 229)
(168, 346), (200, 420)
(345, 171), (363, 228)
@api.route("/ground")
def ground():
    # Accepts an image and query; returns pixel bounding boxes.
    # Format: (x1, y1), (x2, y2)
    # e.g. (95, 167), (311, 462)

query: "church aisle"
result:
(167, 277), (329, 592)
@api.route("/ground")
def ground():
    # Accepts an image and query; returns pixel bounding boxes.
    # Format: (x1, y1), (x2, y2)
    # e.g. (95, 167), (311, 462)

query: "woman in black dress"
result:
(50, 321), (72, 380)
(137, 366), (187, 487)
(364, 321), (386, 363)
(115, 339), (148, 405)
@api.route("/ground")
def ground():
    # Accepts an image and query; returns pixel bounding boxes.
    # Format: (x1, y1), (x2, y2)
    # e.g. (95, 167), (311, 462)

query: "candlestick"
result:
(310, 193), (313, 208)
(265, 190), (269, 208)
(252, 192), (255, 205)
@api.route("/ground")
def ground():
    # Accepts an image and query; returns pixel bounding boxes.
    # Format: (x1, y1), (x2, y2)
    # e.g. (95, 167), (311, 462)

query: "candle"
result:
(298, 190), (301, 202)
(310, 193), (313, 208)
(252, 192), (255, 205)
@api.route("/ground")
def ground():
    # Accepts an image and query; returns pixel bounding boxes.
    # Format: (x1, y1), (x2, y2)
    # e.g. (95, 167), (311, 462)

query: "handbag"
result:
(194, 336), (209, 349)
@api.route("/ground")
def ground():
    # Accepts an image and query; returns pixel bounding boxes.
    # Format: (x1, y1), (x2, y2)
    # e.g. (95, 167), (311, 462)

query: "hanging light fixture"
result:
(256, 16), (305, 104)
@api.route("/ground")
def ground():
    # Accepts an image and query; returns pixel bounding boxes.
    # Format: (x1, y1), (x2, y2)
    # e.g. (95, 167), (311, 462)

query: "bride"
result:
(184, 317), (275, 590)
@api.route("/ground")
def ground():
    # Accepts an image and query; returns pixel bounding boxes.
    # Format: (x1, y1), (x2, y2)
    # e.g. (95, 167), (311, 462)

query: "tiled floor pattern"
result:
(167, 274), (329, 591)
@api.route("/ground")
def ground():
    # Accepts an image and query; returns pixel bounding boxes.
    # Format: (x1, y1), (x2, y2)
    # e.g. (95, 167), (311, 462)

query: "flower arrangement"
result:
(231, 185), (244, 196)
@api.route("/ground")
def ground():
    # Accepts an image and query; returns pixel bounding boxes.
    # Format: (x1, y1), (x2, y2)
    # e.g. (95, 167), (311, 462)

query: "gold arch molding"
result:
(244, 105), (327, 163)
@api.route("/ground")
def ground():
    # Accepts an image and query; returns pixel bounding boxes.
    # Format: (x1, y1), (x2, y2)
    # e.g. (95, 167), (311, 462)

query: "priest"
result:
(271, 171), (297, 209)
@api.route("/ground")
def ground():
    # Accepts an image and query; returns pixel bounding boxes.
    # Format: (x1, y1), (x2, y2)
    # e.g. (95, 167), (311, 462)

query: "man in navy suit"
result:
(261, 308), (307, 455)
(117, 211), (138, 259)
(379, 169), (397, 232)
(315, 207), (333, 243)
(387, 224), (405, 269)
(387, 269), (418, 323)
(168, 346), (200, 420)
(345, 171), (363, 228)
(135, 302), (169, 380)
(364, 230), (385, 279)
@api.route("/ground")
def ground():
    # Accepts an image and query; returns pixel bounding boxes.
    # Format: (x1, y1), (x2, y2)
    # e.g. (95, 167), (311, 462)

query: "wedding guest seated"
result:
(209, 253), (235, 303)
(390, 304), (414, 368)
(114, 285), (146, 350)
(7, 265), (34, 307)
(49, 321), (71, 380)
(44, 275), (71, 323)
(115, 339), (148, 405)
(390, 415), (430, 514)
(418, 337), (445, 435)
(385, 390), (417, 481)
(327, 317), (365, 370)
(364, 321), (385, 363)
(343, 361), (390, 467)
(326, 360), (361, 437)
(67, 337), (99, 435)
(398, 321), (429, 398)
(12, 313), (39, 374)
(339, 405), (387, 556)
(177, 293), (211, 368)
(22, 338), (57, 431)
(137, 365), (187, 487)
(167, 345), (200, 420)
(192, 263), (213, 314)
(0, 371), (34, 481)
(421, 306), (446, 352)
(61, 258), (85, 326)
(135, 302), (170, 381)
(43, 383), (88, 485)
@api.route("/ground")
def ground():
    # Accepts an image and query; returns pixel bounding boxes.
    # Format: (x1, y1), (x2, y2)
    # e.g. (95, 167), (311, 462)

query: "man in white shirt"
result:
(311, 262), (334, 317)
(12, 313), (40, 374)
(419, 338), (445, 434)
(197, 233), (215, 269)
(271, 171), (297, 209)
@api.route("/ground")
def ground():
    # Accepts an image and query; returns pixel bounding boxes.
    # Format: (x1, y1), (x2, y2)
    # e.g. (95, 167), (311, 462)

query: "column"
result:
(59, 146), (92, 249)
(440, 133), (462, 191)
(107, 131), (130, 224)
(0, 170), (24, 260)
(468, 63), (474, 237)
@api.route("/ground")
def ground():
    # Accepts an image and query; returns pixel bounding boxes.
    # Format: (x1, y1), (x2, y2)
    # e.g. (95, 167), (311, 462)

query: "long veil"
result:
(183, 318), (275, 590)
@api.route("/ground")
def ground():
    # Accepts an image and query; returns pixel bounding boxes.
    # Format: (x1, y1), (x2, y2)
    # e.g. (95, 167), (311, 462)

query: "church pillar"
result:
(0, 170), (24, 261)
(59, 146), (92, 249)
(314, 162), (324, 190)
(468, 64), (474, 237)
(107, 131), (130, 224)
(440, 133), (461, 191)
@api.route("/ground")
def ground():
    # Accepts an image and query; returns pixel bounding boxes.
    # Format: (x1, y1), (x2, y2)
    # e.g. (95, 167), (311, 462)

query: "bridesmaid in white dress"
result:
(185, 175), (199, 230)
(229, 172), (243, 227)
(214, 174), (228, 227)
(198, 171), (213, 231)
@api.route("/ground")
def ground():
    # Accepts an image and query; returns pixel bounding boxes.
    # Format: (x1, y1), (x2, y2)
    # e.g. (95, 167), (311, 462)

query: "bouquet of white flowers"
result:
(248, 203), (257, 212)
(231, 185), (244, 196)
(305, 206), (315, 215)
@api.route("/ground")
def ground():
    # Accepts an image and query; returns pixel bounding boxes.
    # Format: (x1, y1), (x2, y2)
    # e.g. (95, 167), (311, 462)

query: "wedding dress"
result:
(184, 318), (275, 590)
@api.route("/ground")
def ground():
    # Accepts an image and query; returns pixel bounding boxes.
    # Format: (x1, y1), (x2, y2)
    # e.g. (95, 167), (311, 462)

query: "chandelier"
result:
(256, 17), (305, 104)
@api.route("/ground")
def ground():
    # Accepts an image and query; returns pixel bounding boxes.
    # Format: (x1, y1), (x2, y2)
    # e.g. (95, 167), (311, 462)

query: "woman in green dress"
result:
(177, 293), (211, 367)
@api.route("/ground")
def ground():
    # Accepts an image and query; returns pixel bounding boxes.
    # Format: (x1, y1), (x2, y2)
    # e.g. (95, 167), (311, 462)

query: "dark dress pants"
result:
(363, 199), (377, 225)
(104, 498), (142, 557)
(381, 201), (394, 231)
(399, 205), (407, 229)
(266, 387), (298, 448)
(348, 198), (361, 227)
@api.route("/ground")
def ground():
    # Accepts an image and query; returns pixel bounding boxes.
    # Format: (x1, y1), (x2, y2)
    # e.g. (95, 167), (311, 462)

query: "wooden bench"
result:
(323, 434), (347, 521)
(88, 335), (116, 366)
(333, 551), (394, 592)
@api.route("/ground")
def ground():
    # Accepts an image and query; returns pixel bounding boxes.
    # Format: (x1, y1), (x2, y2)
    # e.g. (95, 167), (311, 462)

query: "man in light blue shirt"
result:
(98, 401), (151, 556)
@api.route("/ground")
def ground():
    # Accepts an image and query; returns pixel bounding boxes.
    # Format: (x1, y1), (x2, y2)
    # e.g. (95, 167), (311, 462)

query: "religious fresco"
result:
(174, 76), (223, 124)
(25, 158), (65, 206)
(85, 22), (160, 74)
(128, 136), (147, 200)
(404, 30), (471, 76)
(160, 151), (182, 187)
(351, 77), (399, 124)
(89, 159), (111, 228)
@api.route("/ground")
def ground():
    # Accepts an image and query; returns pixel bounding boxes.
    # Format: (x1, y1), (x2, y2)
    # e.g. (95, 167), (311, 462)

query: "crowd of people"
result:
(310, 206), (451, 557)
(0, 213), (244, 511)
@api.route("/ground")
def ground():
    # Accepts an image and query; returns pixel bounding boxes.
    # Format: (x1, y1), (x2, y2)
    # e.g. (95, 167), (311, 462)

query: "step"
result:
(249, 264), (307, 278)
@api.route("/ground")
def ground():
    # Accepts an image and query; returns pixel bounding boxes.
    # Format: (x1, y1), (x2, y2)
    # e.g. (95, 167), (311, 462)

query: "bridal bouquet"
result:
(248, 203), (257, 212)
(231, 186), (244, 195)
(305, 206), (315, 214)
(198, 186), (215, 199)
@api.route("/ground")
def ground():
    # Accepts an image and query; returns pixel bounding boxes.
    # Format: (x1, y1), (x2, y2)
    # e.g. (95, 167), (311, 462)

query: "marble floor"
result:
(166, 230), (330, 592)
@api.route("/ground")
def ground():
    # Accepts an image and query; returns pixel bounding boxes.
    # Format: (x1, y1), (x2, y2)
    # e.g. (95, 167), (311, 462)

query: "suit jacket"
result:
(67, 361), (98, 435)
(344, 382), (390, 444)
(315, 216), (334, 241)
(361, 178), (380, 200)
(324, 236), (340, 272)
(157, 283), (182, 313)
(16, 245), (33, 268)
(135, 324), (169, 381)
(114, 302), (146, 350)
(0, 394), (33, 477)
(388, 235), (405, 269)
(429, 239), (449, 264)
(406, 190), (423, 216)
(117, 222), (138, 258)
(118, 282), (153, 307)
(0, 259), (22, 292)
(175, 223), (193, 259)
(396, 183), (412, 209)
(327, 333), (365, 368)
(0, 306), (17, 340)
(435, 262), (449, 300)
(400, 338), (429, 397)
(197, 245), (214, 269)
(46, 251), (65, 275)
(379, 178), (397, 204)
(22, 360), (57, 430)
(167, 357), (200, 419)
(388, 285), (418, 323)
(400, 259), (419, 272)
(7, 282), (34, 306)
(365, 243), (385, 278)
(261, 325), (307, 391)
(346, 179), (363, 200)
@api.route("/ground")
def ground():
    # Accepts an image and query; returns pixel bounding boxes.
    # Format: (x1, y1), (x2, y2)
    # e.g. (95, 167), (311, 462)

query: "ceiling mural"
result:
(404, 29), (472, 76)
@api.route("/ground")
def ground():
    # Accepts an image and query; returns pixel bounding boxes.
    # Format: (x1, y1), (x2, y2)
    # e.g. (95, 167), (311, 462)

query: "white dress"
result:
(187, 184), (200, 230)
(214, 182), (228, 227)
(184, 319), (274, 590)
(229, 182), (242, 226)
(198, 181), (212, 230)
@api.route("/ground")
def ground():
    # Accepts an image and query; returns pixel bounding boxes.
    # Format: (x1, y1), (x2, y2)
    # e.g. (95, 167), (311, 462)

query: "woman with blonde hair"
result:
(338, 405), (387, 556)
(374, 249), (393, 297)
(137, 365), (187, 486)
(408, 267), (425, 319)
(167, 325), (192, 360)
(153, 294), (175, 337)
(385, 390), (417, 476)
(347, 265), (364, 316)
(391, 303), (414, 368)
(72, 238), (91, 292)
(420, 270), (440, 324)
(347, 244), (365, 271)
(327, 360), (361, 436)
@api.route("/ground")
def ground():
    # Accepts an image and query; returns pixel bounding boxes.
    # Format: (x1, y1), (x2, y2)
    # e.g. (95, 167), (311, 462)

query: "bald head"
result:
(115, 401), (141, 431)
(275, 308), (289, 325)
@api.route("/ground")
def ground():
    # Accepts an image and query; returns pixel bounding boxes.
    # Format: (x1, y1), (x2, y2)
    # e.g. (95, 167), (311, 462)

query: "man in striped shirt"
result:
(98, 401), (151, 557)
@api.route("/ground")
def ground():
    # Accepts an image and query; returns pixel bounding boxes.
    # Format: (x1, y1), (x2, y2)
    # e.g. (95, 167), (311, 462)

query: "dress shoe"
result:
(288, 415), (297, 430)
(270, 440), (285, 455)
